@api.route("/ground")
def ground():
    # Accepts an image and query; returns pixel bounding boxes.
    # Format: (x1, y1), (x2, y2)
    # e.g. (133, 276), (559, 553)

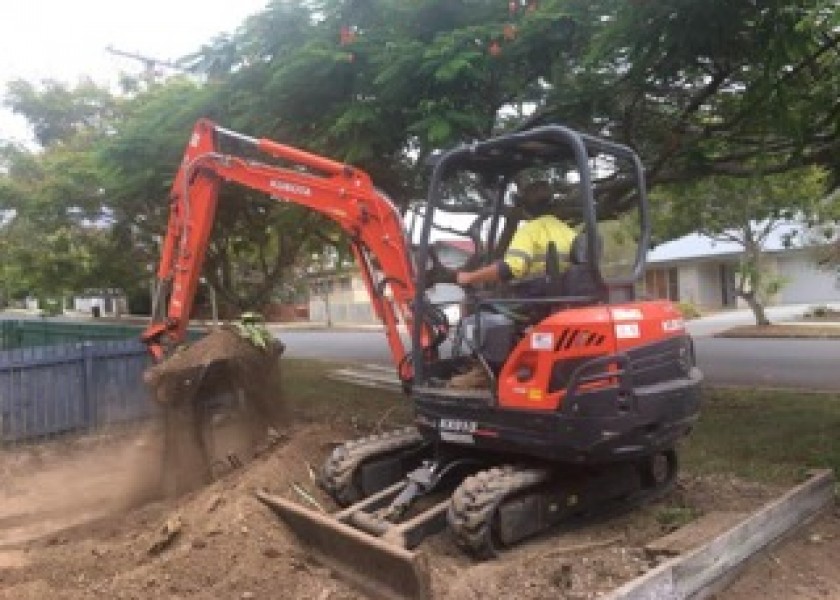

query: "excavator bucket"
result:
(145, 328), (285, 495)
(256, 490), (434, 600)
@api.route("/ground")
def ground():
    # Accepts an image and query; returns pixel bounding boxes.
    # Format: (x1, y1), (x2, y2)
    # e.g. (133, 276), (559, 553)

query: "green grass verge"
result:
(279, 358), (410, 429)
(279, 360), (839, 485)
(682, 387), (840, 484)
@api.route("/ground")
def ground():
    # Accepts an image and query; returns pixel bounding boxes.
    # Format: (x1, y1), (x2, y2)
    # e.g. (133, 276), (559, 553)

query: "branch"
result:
(648, 68), (732, 180)
(704, 32), (840, 136)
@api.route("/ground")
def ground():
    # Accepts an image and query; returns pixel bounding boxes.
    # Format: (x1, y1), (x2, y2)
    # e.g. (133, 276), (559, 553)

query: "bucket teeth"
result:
(256, 490), (432, 600)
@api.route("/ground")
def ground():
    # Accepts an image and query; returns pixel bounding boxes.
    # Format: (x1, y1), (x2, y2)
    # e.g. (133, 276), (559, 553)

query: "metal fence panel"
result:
(0, 319), (203, 351)
(0, 340), (155, 442)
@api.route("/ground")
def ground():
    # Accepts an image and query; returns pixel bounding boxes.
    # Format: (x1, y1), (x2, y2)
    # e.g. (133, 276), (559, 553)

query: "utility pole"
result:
(105, 46), (190, 82)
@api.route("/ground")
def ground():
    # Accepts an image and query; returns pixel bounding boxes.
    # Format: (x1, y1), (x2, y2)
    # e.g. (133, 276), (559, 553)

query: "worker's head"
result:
(515, 180), (554, 218)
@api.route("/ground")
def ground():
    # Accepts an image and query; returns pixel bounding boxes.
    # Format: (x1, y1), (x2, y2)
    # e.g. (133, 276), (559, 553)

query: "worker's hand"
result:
(456, 271), (472, 287)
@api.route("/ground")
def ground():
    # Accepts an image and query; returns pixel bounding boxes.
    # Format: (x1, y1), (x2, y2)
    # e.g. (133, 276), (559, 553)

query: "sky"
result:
(0, 0), (270, 145)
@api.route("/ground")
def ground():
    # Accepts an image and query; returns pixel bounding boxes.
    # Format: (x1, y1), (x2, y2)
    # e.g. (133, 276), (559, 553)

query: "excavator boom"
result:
(142, 119), (434, 381)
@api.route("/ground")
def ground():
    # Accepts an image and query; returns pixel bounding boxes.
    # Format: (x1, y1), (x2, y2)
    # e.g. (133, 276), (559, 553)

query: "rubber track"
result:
(319, 427), (424, 506)
(447, 465), (550, 560)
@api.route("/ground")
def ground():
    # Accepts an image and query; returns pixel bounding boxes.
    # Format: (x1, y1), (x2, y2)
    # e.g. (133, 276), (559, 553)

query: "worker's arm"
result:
(456, 262), (505, 286)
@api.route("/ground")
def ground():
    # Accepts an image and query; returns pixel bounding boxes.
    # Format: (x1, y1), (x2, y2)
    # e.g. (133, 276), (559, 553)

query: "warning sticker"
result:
(615, 323), (641, 339)
(611, 308), (643, 321)
(530, 332), (554, 350)
(662, 318), (685, 332)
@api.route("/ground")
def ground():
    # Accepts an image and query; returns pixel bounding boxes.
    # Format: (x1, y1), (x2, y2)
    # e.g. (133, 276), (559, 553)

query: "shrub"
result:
(677, 301), (702, 320)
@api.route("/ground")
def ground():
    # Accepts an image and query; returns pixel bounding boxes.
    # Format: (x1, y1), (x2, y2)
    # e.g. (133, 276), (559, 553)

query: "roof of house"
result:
(647, 220), (817, 264)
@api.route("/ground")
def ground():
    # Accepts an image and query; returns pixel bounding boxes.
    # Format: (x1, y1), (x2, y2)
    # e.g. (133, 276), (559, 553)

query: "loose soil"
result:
(0, 357), (831, 600)
(0, 424), (784, 600)
(720, 505), (840, 600)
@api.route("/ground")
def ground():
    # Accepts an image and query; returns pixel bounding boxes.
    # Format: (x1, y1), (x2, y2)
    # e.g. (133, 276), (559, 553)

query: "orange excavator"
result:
(142, 119), (702, 599)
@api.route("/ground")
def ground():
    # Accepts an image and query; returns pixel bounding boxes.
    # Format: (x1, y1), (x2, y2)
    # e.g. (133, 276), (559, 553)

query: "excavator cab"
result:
(412, 126), (651, 390)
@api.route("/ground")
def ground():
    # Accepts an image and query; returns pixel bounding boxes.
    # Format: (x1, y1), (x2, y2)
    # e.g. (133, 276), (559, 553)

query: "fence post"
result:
(80, 342), (96, 431)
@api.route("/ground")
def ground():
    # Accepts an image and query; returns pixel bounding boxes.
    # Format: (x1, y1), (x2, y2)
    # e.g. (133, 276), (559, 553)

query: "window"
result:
(645, 267), (680, 301)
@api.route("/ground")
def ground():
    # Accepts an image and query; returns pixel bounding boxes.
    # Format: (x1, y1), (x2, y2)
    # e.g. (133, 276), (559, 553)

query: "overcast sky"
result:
(0, 0), (269, 145)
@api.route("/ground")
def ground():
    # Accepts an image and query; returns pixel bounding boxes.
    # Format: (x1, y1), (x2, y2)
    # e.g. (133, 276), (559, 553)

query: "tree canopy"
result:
(1, 0), (837, 310)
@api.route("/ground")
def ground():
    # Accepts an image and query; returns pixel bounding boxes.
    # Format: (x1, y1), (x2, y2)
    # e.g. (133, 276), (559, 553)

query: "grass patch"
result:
(682, 388), (840, 484)
(655, 505), (701, 532)
(279, 358), (410, 430)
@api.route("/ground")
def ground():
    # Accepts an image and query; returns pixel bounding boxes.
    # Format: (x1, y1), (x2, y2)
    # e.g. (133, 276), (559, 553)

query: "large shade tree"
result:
(2, 0), (837, 312)
(0, 80), (142, 305)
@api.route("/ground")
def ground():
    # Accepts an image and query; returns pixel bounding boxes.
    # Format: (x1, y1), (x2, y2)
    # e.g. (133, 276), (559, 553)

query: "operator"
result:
(449, 180), (577, 389)
(456, 180), (576, 289)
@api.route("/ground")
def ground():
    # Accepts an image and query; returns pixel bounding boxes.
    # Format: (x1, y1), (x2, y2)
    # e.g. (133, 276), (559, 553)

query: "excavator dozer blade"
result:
(256, 491), (432, 600)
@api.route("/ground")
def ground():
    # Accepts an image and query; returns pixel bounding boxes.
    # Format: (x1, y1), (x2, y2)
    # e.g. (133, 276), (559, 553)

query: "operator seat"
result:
(561, 232), (602, 299)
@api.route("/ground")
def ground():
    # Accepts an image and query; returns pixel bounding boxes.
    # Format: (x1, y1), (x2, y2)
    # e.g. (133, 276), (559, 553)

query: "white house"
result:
(307, 240), (473, 325)
(645, 222), (840, 310)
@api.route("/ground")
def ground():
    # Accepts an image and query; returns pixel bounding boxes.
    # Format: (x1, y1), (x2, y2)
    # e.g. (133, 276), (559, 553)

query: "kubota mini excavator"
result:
(142, 119), (702, 600)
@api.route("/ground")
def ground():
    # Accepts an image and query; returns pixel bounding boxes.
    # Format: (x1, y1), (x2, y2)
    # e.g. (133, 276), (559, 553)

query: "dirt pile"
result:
(143, 325), (285, 410)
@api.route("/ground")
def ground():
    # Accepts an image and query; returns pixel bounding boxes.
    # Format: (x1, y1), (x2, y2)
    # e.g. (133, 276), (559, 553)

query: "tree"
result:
(0, 80), (149, 304)
(5, 0), (839, 315)
(99, 78), (343, 312)
(4, 78), (117, 148)
(653, 167), (829, 325)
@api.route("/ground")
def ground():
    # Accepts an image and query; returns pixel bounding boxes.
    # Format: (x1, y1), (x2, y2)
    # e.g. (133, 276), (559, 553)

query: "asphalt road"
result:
(275, 328), (840, 392)
(692, 337), (840, 391)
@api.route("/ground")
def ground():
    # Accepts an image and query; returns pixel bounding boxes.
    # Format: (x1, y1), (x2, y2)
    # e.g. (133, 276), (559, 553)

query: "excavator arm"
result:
(141, 119), (441, 382)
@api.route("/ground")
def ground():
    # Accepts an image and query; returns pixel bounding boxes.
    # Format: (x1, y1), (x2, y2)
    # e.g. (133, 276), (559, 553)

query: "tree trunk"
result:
(740, 290), (771, 326)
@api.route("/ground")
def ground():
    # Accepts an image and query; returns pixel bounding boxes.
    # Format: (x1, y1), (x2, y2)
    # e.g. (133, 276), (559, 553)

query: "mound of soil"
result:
(144, 326), (285, 408)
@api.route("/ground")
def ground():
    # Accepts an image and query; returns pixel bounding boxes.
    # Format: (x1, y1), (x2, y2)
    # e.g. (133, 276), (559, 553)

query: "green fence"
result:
(0, 320), (203, 351)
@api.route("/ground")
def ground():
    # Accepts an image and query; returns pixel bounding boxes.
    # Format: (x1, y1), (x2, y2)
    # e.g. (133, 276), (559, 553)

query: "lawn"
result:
(682, 387), (840, 483)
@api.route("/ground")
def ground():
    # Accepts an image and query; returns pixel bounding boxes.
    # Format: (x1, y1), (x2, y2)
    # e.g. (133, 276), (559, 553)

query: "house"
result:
(73, 289), (129, 317)
(307, 240), (474, 325)
(645, 222), (840, 310)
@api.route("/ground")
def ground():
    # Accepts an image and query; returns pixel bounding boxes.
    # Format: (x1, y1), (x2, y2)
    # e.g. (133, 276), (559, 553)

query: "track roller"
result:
(320, 427), (427, 506)
(447, 465), (551, 559)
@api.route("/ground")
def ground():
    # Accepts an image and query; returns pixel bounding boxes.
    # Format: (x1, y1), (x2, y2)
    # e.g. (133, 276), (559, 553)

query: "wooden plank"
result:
(606, 469), (836, 600)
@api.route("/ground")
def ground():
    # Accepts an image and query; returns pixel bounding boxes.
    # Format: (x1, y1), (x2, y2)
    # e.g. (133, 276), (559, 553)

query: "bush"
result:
(804, 305), (840, 320)
(677, 301), (702, 320)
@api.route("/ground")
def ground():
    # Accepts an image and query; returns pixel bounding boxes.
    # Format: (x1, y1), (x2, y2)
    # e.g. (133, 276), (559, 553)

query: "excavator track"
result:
(320, 427), (427, 506)
(448, 465), (552, 559)
(448, 450), (679, 560)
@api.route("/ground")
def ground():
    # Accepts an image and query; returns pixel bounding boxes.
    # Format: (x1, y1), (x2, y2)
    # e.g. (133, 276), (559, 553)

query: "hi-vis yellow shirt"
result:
(503, 215), (576, 279)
